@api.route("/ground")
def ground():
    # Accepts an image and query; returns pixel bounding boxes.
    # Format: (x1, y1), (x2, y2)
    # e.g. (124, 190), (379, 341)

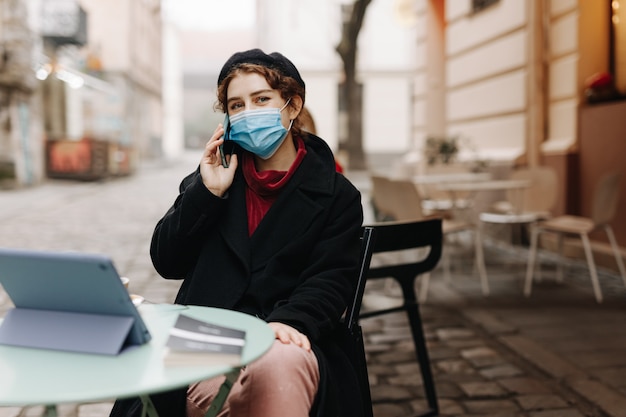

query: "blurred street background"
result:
(2, 0), (626, 416)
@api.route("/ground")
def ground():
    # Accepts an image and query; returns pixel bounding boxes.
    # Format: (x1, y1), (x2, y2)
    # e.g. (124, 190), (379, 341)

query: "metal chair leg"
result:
(580, 233), (603, 303)
(139, 396), (160, 417)
(44, 406), (58, 417)
(524, 226), (540, 297)
(475, 226), (489, 295)
(204, 369), (241, 417)
(442, 240), (452, 283)
(556, 233), (564, 283)
(605, 225), (626, 287)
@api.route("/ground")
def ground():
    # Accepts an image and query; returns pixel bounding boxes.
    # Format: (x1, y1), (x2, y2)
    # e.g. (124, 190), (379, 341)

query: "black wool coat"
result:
(109, 134), (365, 417)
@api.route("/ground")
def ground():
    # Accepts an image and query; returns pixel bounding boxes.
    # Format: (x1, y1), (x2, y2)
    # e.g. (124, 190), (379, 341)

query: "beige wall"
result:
(541, 0), (579, 155)
(411, 0), (608, 164)
(424, 0), (446, 138)
(447, 0), (528, 161)
(615, 0), (626, 92)
(411, 0), (446, 164)
(410, 0), (531, 164)
(411, 0), (428, 151)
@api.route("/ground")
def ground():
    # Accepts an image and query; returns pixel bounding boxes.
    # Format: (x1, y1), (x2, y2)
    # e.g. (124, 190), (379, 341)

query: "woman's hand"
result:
(200, 123), (238, 197)
(268, 322), (311, 352)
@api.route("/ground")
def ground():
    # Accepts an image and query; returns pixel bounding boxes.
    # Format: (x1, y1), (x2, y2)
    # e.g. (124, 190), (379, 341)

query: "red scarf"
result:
(243, 138), (307, 235)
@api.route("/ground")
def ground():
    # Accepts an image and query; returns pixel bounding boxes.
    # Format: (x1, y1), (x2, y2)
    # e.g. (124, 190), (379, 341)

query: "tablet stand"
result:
(0, 308), (136, 355)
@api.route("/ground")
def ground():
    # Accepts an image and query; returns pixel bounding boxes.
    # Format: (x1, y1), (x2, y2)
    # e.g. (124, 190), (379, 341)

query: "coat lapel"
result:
(217, 144), (336, 274)
(219, 172), (251, 274)
(250, 150), (335, 269)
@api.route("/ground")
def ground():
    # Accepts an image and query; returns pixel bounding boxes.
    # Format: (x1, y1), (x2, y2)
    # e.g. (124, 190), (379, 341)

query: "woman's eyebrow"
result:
(227, 89), (275, 104)
(250, 89), (274, 96)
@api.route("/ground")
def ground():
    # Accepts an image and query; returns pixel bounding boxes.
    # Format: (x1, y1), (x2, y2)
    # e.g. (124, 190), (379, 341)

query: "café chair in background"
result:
(369, 175), (397, 222)
(477, 166), (558, 280)
(484, 165), (559, 222)
(524, 172), (626, 303)
(369, 175), (488, 299)
(416, 164), (480, 215)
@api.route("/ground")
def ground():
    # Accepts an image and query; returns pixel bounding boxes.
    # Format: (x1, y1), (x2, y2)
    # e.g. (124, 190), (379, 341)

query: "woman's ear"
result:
(288, 96), (303, 120)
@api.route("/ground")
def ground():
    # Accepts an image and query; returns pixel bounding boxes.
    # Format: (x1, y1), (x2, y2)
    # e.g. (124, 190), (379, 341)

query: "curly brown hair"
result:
(214, 63), (306, 138)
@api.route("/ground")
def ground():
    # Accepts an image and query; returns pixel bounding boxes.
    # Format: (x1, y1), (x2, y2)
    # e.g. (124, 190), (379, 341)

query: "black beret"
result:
(217, 49), (305, 90)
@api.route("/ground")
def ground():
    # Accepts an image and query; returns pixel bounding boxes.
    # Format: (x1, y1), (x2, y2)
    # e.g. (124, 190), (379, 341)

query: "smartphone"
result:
(219, 115), (230, 168)
(218, 144), (228, 168)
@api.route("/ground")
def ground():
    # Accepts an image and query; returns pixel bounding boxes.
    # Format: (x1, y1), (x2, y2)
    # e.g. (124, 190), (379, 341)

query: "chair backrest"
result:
(366, 218), (443, 288)
(592, 172), (622, 226)
(508, 166), (558, 213)
(382, 177), (427, 222)
(370, 175), (395, 221)
(371, 176), (427, 222)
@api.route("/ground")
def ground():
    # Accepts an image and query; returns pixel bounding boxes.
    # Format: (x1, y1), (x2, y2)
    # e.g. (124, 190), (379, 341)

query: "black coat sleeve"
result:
(150, 169), (228, 279)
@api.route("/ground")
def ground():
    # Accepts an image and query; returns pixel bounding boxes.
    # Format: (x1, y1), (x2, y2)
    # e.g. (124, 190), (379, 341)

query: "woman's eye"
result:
(229, 102), (243, 111)
(255, 96), (270, 104)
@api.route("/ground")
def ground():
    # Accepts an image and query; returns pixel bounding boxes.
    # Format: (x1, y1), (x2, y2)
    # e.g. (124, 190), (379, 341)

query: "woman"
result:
(110, 49), (364, 417)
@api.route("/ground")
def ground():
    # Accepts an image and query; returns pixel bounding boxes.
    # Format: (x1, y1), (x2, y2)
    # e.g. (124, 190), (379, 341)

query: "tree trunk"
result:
(336, 0), (371, 170)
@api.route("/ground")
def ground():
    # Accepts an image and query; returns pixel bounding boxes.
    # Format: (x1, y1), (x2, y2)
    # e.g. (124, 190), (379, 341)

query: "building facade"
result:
(0, 0), (167, 187)
(0, 0), (42, 187)
(67, 0), (164, 161)
(412, 0), (626, 247)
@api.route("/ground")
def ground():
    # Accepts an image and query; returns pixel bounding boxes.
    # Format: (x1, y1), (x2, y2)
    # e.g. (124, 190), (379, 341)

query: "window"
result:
(472, 0), (500, 14)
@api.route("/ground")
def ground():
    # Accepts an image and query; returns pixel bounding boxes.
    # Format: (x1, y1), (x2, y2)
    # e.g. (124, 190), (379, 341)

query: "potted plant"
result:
(424, 135), (460, 165)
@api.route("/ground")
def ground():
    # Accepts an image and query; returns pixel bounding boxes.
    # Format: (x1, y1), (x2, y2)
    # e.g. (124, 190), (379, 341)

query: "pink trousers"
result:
(186, 340), (320, 417)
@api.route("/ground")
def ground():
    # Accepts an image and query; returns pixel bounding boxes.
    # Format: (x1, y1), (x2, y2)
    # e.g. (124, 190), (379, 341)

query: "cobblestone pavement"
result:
(1, 152), (626, 417)
(362, 243), (626, 417)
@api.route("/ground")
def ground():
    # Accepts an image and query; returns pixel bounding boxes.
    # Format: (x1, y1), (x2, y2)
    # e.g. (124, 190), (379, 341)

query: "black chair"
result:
(360, 218), (443, 417)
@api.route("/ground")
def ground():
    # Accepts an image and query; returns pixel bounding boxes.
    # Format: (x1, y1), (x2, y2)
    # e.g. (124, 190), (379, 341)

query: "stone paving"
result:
(1, 152), (626, 417)
(362, 242), (626, 417)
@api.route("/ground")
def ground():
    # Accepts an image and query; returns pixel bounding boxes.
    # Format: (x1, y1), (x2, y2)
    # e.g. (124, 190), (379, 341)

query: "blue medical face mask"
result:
(225, 100), (293, 160)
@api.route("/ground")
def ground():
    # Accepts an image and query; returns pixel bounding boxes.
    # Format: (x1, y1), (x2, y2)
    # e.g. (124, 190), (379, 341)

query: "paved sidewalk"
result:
(1, 153), (625, 417)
